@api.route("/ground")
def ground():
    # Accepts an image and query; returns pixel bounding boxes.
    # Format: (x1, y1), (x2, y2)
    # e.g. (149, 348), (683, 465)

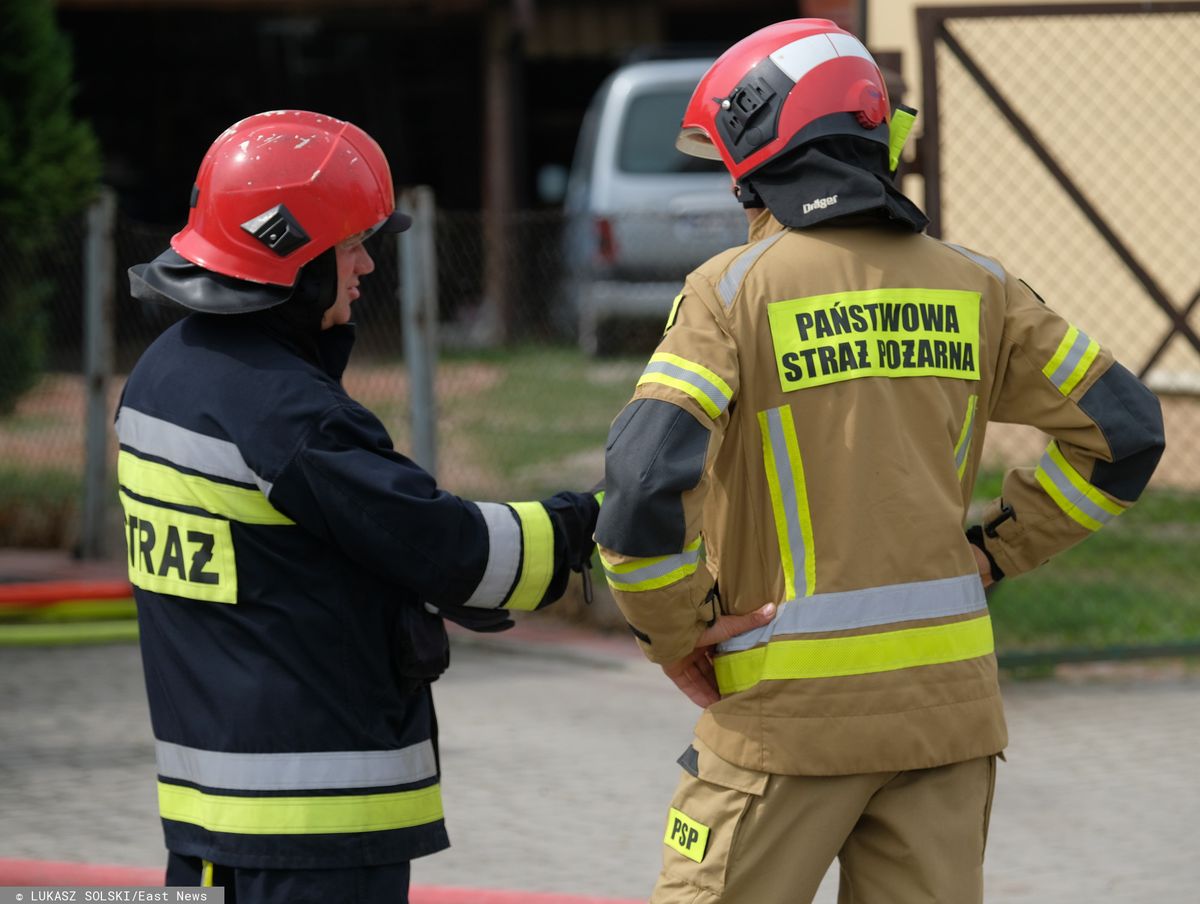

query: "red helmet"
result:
(172, 110), (409, 286)
(676, 19), (890, 185)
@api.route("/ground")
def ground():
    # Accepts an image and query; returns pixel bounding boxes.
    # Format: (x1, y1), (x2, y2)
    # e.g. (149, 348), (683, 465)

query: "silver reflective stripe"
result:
(718, 232), (786, 307)
(115, 406), (273, 496)
(641, 360), (731, 417)
(462, 502), (522, 608)
(945, 243), (1005, 283)
(1037, 447), (1118, 527)
(764, 407), (808, 601)
(717, 574), (987, 654)
(1048, 329), (1094, 391)
(954, 397), (978, 477)
(603, 545), (701, 587)
(768, 33), (874, 83)
(155, 739), (437, 791)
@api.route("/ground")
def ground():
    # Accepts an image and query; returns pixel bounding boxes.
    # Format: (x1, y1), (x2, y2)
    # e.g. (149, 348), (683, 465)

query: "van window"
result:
(618, 90), (725, 175)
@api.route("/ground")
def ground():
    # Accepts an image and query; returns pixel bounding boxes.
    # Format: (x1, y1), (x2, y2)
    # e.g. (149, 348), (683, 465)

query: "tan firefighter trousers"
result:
(651, 748), (998, 904)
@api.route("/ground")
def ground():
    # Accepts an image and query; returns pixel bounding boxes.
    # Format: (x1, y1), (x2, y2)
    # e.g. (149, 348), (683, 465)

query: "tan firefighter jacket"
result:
(595, 210), (1165, 776)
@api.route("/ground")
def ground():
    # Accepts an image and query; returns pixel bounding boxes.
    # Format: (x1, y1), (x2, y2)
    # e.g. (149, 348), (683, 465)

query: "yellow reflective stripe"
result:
(759, 407), (816, 600)
(600, 536), (702, 592)
(652, 352), (733, 399)
(1035, 442), (1125, 531)
(715, 615), (994, 694)
(759, 410), (795, 601)
(1042, 326), (1101, 396)
(121, 491), (237, 604)
(779, 410), (816, 597)
(505, 502), (554, 610)
(638, 372), (721, 419)
(638, 352), (733, 420)
(119, 451), (293, 526)
(200, 861), (214, 887)
(1042, 326), (1078, 379)
(601, 536), (701, 574)
(664, 293), (684, 334)
(1058, 340), (1100, 396)
(954, 394), (979, 480)
(158, 781), (444, 835)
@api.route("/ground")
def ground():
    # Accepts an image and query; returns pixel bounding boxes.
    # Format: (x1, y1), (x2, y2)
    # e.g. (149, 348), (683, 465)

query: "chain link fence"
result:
(919, 5), (1200, 662)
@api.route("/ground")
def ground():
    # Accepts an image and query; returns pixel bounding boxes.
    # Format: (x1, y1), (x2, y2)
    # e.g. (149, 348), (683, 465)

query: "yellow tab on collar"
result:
(664, 806), (710, 863)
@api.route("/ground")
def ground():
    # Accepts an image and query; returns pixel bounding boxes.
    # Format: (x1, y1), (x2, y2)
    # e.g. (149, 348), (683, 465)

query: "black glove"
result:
(541, 490), (601, 573)
(965, 525), (1005, 584)
(424, 601), (515, 633)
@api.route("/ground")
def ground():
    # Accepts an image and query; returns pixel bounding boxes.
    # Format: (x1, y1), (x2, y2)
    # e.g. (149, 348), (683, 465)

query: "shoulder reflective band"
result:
(601, 536), (702, 593)
(714, 615), (994, 695)
(1043, 325), (1100, 397)
(116, 406), (272, 494)
(119, 451), (294, 526)
(664, 807), (710, 863)
(944, 243), (1005, 283)
(158, 781), (443, 835)
(954, 394), (979, 480)
(716, 574), (987, 654)
(638, 353), (733, 420)
(463, 502), (522, 609)
(1035, 441), (1125, 531)
(664, 293), (684, 334)
(121, 491), (237, 604)
(889, 106), (917, 172)
(156, 739), (437, 791)
(718, 231), (787, 308)
(759, 406), (815, 601)
(767, 288), (981, 392)
(504, 502), (555, 610)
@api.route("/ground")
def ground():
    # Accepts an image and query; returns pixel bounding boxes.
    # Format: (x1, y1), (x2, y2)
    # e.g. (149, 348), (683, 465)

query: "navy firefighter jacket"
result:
(115, 313), (596, 869)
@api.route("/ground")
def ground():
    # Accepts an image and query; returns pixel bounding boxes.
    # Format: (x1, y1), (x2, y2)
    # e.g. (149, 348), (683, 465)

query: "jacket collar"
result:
(316, 324), (356, 380)
(748, 209), (788, 243)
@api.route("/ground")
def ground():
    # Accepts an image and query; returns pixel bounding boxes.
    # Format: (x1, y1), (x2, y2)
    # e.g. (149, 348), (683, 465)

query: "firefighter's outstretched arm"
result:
(267, 397), (600, 623)
(970, 276), (1165, 576)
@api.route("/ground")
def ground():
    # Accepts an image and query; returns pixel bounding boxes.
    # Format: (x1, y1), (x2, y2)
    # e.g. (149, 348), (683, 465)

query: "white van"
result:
(562, 58), (746, 353)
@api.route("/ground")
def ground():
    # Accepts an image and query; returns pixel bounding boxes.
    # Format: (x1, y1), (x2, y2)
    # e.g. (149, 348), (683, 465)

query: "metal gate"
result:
(916, 3), (1200, 665)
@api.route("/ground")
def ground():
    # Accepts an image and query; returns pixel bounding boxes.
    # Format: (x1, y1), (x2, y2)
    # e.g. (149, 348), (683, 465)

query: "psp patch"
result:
(767, 287), (981, 391)
(664, 806), (710, 863)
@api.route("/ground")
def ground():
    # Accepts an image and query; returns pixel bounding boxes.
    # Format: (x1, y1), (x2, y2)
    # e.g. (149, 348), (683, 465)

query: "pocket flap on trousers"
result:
(693, 736), (768, 796)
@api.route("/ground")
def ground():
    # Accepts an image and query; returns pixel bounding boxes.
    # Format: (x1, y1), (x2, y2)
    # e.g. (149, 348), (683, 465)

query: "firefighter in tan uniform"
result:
(594, 19), (1165, 904)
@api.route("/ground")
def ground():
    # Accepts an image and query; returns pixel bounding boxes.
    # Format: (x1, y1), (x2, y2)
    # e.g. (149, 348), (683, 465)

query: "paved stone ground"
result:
(1, 625), (1197, 903)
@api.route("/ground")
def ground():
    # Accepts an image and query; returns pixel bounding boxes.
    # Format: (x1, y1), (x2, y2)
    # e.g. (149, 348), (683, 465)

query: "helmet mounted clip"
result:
(240, 204), (311, 258)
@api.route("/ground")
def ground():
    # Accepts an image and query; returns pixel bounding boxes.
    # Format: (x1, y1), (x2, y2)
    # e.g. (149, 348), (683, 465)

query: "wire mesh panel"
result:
(920, 5), (1200, 659)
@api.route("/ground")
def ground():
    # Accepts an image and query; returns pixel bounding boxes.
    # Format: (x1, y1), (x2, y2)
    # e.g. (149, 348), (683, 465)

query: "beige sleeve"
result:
(980, 278), (1163, 578)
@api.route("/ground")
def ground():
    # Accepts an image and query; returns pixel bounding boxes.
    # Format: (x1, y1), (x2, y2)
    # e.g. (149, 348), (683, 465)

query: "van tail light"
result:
(594, 216), (617, 266)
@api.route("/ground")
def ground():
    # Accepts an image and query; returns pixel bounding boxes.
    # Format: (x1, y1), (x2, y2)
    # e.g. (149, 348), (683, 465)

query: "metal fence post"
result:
(398, 186), (439, 475)
(80, 187), (116, 558)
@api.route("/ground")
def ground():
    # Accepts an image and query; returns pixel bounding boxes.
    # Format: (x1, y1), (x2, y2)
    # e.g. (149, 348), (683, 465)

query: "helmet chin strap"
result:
(735, 181), (766, 209)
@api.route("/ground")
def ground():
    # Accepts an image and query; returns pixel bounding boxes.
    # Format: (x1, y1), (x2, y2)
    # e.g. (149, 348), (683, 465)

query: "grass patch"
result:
(443, 345), (642, 498)
(976, 475), (1200, 654)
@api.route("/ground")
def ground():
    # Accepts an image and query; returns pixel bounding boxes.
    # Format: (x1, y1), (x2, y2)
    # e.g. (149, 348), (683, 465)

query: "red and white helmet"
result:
(172, 110), (409, 287)
(676, 19), (890, 186)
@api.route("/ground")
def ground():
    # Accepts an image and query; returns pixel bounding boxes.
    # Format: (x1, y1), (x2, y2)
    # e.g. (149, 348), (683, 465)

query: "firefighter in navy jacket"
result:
(118, 111), (599, 902)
